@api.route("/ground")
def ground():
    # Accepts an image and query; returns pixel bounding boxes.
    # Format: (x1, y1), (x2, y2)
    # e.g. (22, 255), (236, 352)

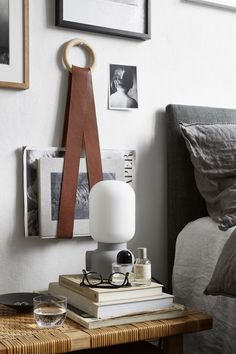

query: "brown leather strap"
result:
(57, 65), (102, 238)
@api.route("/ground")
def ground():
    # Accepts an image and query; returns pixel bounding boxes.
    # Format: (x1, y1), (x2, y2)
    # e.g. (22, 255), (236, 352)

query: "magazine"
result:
(23, 147), (136, 237)
(38, 157), (124, 238)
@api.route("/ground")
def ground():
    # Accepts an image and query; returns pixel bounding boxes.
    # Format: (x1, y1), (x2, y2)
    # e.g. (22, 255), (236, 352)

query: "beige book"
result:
(59, 274), (163, 302)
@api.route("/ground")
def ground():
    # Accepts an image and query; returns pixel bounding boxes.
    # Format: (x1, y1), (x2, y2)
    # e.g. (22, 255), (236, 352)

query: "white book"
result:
(48, 282), (174, 319)
(66, 303), (187, 329)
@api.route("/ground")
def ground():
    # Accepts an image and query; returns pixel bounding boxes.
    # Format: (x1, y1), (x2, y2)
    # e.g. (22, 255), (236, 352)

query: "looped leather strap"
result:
(57, 65), (103, 238)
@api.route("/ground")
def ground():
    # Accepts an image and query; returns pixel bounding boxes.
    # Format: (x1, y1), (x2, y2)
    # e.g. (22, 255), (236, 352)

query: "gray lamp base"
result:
(86, 242), (127, 279)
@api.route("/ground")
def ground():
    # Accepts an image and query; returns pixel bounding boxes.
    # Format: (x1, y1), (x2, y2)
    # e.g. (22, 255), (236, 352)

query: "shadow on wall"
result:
(52, 43), (70, 146)
(45, 0), (55, 29)
(44, 0), (69, 146)
(128, 109), (168, 287)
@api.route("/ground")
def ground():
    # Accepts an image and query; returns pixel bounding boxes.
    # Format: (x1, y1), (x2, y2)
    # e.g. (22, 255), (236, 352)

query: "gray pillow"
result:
(180, 122), (236, 231)
(204, 227), (236, 296)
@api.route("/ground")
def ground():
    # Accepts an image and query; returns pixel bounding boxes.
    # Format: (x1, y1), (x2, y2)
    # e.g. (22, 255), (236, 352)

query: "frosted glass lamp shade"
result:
(89, 180), (135, 243)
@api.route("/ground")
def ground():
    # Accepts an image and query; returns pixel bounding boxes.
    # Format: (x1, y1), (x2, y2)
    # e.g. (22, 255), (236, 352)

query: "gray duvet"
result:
(204, 227), (236, 297)
(173, 217), (236, 354)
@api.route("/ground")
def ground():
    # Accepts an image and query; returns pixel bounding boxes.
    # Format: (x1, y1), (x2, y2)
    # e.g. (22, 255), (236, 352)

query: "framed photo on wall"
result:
(0, 0), (29, 89)
(186, 0), (236, 10)
(55, 0), (151, 41)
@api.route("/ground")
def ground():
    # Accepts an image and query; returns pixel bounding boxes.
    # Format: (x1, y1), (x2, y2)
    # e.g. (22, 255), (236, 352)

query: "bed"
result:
(166, 104), (236, 354)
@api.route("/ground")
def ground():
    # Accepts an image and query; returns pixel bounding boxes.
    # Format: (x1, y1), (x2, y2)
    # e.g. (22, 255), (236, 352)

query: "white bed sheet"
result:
(173, 216), (236, 354)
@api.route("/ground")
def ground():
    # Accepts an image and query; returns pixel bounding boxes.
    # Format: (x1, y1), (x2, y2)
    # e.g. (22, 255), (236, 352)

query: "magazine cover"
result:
(23, 147), (136, 238)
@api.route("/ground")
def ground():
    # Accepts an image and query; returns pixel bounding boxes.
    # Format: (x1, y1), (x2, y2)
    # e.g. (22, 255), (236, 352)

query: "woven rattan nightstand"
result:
(0, 306), (212, 354)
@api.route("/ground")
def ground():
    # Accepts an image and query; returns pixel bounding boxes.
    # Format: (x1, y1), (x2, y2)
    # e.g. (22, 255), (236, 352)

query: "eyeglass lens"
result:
(84, 272), (102, 286)
(82, 270), (129, 287)
(109, 273), (127, 286)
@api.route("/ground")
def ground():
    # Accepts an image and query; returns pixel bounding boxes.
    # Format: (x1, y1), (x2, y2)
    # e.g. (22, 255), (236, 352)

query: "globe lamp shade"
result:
(89, 180), (135, 243)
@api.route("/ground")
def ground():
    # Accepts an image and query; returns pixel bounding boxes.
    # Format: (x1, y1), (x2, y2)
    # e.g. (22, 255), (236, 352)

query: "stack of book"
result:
(48, 274), (187, 329)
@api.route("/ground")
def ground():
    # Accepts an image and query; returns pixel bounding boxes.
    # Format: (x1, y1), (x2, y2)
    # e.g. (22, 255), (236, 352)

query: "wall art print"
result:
(55, 0), (151, 40)
(109, 64), (138, 110)
(0, 0), (29, 89)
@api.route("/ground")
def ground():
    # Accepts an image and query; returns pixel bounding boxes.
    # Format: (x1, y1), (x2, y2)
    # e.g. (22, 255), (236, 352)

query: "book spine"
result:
(69, 297), (98, 317)
(49, 283), (99, 317)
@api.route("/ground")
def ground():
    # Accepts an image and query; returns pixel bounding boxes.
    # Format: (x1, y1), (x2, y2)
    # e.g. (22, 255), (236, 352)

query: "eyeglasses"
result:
(80, 269), (131, 288)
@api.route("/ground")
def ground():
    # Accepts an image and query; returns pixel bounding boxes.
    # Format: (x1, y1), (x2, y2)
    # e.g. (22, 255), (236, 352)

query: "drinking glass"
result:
(33, 295), (67, 328)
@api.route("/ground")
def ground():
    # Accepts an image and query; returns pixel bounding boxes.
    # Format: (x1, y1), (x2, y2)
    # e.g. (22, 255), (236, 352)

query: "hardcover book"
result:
(58, 274), (163, 302)
(66, 303), (187, 329)
(48, 282), (173, 319)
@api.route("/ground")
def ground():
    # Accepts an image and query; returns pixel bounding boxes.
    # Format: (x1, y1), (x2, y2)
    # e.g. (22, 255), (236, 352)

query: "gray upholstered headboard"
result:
(166, 104), (236, 290)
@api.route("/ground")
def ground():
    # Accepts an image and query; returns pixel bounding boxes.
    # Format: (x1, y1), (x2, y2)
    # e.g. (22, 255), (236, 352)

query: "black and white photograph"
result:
(51, 172), (115, 222)
(0, 0), (9, 65)
(109, 64), (138, 110)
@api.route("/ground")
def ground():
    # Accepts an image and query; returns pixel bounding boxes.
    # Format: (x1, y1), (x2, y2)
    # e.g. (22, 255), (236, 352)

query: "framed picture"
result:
(109, 64), (138, 110)
(186, 0), (236, 9)
(0, 0), (29, 89)
(23, 147), (136, 238)
(55, 0), (151, 41)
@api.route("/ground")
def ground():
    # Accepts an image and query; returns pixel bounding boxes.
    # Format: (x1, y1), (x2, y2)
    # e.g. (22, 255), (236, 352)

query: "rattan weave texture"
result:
(0, 306), (79, 354)
(0, 306), (212, 354)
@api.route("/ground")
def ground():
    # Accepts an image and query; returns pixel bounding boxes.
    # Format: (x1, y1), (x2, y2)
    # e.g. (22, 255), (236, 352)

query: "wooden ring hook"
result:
(63, 38), (96, 72)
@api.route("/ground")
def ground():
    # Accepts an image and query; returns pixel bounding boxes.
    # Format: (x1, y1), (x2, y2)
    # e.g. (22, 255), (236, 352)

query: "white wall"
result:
(1, 0), (236, 292)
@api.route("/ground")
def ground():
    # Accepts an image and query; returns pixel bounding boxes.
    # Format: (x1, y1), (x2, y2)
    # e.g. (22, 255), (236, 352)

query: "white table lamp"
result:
(86, 180), (135, 278)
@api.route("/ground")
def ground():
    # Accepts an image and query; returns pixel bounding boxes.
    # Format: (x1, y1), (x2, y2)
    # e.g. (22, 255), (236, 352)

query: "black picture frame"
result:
(55, 0), (151, 41)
